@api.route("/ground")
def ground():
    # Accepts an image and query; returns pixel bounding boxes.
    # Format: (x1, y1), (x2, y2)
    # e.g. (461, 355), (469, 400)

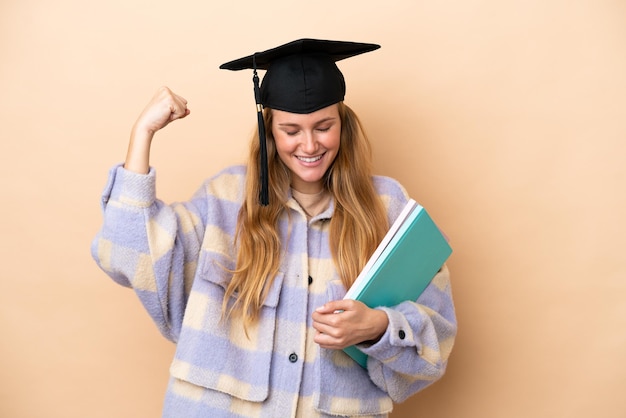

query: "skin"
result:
(125, 87), (389, 349)
(125, 86), (190, 174)
(271, 106), (341, 194)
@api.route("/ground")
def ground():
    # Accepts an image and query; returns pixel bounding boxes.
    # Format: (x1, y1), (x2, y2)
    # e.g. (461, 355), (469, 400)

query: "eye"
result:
(279, 127), (300, 136)
(316, 126), (331, 133)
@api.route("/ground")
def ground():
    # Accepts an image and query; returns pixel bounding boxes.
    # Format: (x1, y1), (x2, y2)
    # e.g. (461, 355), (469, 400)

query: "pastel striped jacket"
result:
(91, 164), (457, 418)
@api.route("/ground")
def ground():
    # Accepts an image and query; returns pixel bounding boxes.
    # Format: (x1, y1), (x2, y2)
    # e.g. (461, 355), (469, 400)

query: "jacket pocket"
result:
(171, 252), (284, 402)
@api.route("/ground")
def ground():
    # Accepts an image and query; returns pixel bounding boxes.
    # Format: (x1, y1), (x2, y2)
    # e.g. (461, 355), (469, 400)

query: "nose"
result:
(300, 131), (317, 154)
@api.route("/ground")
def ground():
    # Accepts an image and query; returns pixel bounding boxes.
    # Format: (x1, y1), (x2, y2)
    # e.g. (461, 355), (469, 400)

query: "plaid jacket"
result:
(91, 164), (457, 418)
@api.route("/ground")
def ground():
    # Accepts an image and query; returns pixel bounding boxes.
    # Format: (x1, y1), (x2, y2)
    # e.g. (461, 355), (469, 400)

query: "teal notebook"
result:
(342, 199), (452, 368)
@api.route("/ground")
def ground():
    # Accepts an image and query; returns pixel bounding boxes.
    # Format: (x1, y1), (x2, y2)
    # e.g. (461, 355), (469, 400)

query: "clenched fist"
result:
(124, 87), (190, 174)
(133, 86), (190, 136)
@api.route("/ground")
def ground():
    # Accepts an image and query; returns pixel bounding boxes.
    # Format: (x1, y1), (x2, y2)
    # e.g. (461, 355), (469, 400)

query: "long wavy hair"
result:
(222, 102), (389, 328)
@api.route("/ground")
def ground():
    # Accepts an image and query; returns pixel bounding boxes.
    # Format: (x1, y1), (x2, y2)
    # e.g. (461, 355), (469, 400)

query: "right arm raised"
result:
(92, 87), (202, 342)
(124, 86), (190, 174)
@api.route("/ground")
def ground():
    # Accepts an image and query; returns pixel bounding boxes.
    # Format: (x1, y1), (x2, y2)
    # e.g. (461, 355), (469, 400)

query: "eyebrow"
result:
(277, 117), (337, 127)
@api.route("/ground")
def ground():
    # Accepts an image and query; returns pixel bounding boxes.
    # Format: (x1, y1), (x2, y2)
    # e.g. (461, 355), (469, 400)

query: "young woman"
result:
(91, 39), (457, 418)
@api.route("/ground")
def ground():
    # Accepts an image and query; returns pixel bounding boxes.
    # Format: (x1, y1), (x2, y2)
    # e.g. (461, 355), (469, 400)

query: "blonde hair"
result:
(222, 102), (388, 329)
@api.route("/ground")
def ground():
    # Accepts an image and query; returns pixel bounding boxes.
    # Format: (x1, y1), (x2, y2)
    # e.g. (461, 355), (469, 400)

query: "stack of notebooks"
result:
(342, 199), (452, 368)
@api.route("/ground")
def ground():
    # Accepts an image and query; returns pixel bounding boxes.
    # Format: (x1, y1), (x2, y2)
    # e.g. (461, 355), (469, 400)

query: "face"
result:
(271, 104), (341, 194)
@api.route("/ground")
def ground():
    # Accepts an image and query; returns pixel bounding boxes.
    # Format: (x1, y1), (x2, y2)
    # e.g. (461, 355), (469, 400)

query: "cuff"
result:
(357, 306), (421, 362)
(101, 163), (157, 209)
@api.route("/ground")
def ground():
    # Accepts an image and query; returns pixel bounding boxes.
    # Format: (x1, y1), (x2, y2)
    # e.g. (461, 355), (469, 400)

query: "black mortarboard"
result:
(220, 38), (380, 205)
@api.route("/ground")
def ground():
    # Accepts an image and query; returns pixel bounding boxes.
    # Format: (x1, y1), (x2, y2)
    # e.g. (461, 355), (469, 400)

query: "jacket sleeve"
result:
(90, 165), (208, 342)
(357, 265), (457, 402)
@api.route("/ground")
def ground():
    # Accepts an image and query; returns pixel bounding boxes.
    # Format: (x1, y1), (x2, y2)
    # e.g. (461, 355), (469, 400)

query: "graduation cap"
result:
(220, 38), (380, 205)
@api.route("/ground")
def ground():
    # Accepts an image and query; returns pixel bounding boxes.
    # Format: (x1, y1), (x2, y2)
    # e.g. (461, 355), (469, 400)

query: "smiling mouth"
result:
(296, 154), (323, 163)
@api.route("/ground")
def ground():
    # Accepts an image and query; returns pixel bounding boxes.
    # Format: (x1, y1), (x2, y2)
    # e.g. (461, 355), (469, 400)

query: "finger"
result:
(314, 331), (332, 348)
(314, 329), (352, 349)
(169, 101), (189, 120)
(311, 309), (344, 328)
(315, 299), (353, 314)
(314, 331), (340, 349)
(157, 87), (188, 119)
(312, 320), (341, 337)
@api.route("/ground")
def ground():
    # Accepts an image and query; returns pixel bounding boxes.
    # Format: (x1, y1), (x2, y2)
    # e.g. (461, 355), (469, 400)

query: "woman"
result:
(91, 39), (457, 418)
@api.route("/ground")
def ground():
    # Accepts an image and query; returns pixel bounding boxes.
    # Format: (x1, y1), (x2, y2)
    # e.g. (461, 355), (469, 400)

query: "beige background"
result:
(1, 0), (625, 417)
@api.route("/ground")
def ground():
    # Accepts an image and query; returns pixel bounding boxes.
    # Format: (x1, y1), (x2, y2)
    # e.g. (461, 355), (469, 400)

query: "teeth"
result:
(297, 155), (322, 163)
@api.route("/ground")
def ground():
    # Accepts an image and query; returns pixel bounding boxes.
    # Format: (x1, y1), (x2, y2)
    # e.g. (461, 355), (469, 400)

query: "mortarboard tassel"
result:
(253, 54), (269, 206)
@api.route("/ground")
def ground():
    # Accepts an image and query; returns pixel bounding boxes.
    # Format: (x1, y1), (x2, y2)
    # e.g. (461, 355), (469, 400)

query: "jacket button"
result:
(289, 353), (298, 363)
(399, 330), (406, 340)
(308, 276), (313, 285)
